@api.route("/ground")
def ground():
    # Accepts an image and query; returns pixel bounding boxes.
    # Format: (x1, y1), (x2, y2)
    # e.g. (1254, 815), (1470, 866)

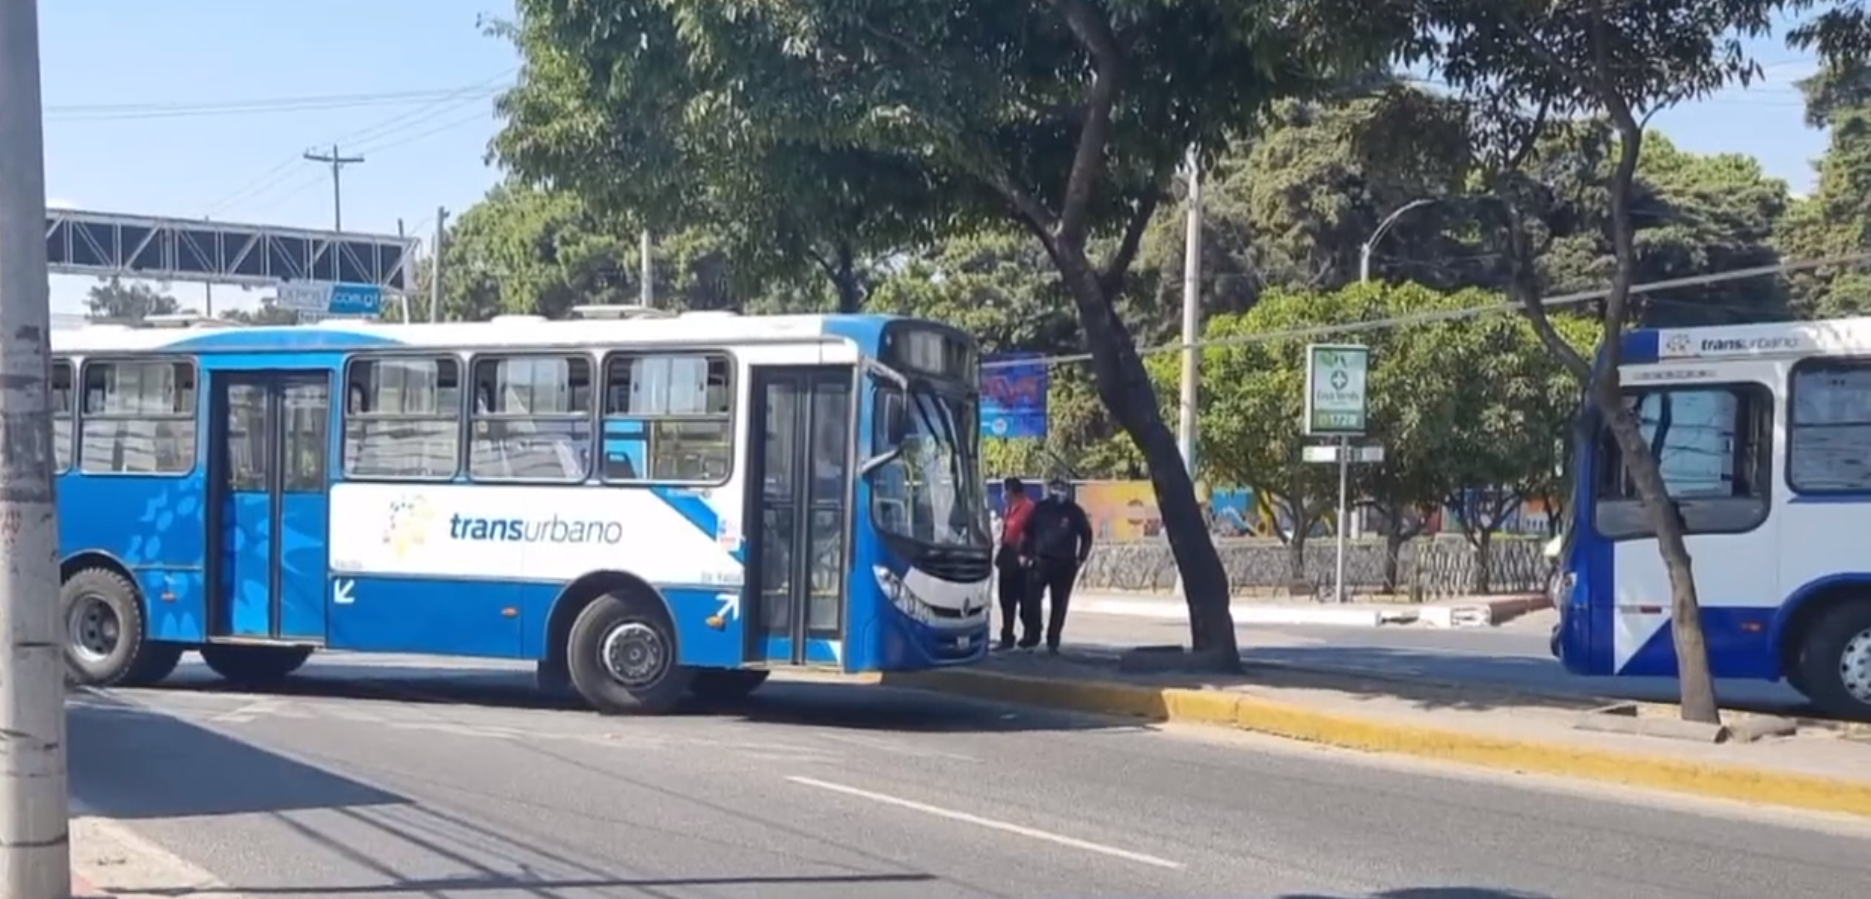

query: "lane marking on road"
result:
(785, 775), (1184, 870)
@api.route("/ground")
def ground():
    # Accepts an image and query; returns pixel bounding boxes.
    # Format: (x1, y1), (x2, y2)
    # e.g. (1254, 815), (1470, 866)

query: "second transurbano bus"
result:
(53, 311), (993, 714)
(1550, 315), (1871, 721)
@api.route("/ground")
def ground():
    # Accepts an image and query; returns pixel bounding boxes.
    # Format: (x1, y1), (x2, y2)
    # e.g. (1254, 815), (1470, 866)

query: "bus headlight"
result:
(874, 565), (937, 625)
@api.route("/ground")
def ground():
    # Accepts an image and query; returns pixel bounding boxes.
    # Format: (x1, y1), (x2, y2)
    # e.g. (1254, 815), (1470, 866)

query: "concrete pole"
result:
(1173, 145), (1202, 605)
(1176, 144), (1201, 472)
(0, 1), (74, 896)
(639, 229), (654, 307)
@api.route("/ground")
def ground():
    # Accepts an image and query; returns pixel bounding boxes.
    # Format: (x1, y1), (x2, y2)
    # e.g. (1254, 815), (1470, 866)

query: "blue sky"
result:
(41, 2), (1828, 316)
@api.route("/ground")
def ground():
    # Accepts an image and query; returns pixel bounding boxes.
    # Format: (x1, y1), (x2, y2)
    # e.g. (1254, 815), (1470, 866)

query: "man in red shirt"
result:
(996, 477), (1039, 651)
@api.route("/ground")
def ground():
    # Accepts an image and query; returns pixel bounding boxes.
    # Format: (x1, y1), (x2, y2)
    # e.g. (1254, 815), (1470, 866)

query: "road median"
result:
(882, 654), (1871, 820)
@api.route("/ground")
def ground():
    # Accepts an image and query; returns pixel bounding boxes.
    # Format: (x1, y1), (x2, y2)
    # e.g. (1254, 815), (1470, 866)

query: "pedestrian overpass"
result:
(47, 207), (417, 319)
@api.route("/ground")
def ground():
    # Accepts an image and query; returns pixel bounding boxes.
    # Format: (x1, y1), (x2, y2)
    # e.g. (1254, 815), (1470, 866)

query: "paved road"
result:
(70, 654), (1871, 898)
(1066, 610), (1810, 711)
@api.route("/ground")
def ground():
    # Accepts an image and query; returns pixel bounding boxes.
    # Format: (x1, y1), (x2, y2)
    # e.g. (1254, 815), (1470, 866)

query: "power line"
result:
(46, 86), (502, 122)
(201, 68), (517, 218)
(982, 251), (1871, 370)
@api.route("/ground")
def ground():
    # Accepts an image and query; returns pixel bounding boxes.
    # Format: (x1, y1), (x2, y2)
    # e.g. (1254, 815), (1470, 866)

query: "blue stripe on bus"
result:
(168, 328), (404, 351)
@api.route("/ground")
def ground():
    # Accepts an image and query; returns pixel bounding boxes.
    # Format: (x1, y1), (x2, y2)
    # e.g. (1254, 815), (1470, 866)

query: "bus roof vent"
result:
(489, 314), (550, 325)
(571, 303), (676, 321)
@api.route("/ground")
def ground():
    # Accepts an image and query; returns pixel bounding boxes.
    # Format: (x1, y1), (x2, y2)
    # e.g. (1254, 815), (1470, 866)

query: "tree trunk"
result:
(1383, 506), (1405, 594)
(832, 241), (862, 314)
(1598, 384), (1720, 724)
(1048, 243), (1238, 666)
(1474, 530), (1494, 595)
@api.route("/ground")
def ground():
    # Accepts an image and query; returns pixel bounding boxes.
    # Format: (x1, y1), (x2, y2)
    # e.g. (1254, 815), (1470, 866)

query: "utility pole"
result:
(639, 229), (653, 307)
(0, 1), (74, 897)
(1173, 145), (1202, 605)
(431, 207), (447, 323)
(302, 143), (364, 231)
(1176, 145), (1202, 472)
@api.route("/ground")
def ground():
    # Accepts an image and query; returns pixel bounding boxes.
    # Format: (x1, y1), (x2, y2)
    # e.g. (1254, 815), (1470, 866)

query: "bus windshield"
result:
(870, 385), (991, 550)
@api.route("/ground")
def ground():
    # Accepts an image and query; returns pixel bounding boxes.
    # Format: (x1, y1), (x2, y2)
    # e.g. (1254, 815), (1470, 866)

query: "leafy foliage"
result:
(85, 278), (178, 321)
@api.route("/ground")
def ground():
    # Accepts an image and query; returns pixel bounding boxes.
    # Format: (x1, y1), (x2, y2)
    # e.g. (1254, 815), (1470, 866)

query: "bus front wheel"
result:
(199, 644), (313, 686)
(1793, 602), (1871, 722)
(567, 591), (692, 715)
(62, 566), (183, 687)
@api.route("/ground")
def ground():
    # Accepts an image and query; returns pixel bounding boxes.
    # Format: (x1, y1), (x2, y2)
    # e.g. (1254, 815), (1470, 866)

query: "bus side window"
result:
(342, 356), (462, 479)
(1593, 384), (1771, 539)
(52, 359), (73, 473)
(467, 354), (593, 482)
(1787, 358), (1871, 494)
(601, 352), (732, 484)
(78, 359), (197, 475)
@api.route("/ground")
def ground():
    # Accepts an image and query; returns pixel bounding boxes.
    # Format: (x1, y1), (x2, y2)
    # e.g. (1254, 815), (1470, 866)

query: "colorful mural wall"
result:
(986, 477), (1557, 542)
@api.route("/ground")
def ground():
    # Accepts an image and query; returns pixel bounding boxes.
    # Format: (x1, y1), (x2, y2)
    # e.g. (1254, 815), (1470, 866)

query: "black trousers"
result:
(996, 548), (1040, 644)
(1031, 557), (1080, 648)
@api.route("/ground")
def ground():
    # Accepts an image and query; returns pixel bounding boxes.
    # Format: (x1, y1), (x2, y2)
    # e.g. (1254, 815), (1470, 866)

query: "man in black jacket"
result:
(1018, 476), (1094, 653)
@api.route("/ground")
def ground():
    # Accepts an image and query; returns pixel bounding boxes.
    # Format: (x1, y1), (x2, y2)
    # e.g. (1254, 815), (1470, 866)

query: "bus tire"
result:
(1793, 602), (1871, 722)
(689, 669), (770, 705)
(61, 566), (183, 687)
(199, 644), (314, 686)
(566, 591), (692, 715)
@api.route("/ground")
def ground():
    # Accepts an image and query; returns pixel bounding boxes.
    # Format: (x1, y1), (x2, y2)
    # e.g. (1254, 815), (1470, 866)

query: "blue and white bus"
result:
(1551, 315), (1871, 720)
(52, 308), (993, 714)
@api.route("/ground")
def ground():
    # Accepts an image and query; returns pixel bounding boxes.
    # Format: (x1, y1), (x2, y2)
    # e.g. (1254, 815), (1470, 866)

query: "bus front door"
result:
(743, 366), (853, 667)
(205, 370), (332, 642)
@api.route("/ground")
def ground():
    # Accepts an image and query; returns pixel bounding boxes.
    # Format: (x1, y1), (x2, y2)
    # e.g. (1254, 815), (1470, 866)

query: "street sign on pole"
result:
(1303, 343), (1370, 437)
(1302, 342), (1374, 606)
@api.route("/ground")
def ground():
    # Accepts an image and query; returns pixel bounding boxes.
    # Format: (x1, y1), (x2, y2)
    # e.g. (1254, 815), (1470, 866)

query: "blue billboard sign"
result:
(980, 353), (1048, 439)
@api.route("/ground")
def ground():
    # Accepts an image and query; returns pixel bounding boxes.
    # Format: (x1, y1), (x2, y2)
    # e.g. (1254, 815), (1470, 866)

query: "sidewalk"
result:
(1073, 589), (1551, 628)
(882, 642), (1871, 820)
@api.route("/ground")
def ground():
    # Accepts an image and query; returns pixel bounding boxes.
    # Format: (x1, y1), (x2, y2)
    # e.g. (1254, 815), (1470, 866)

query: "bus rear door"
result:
(204, 368), (334, 643)
(742, 366), (854, 667)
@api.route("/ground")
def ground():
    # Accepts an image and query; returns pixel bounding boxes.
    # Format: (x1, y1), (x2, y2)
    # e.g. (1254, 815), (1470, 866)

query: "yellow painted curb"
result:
(883, 668), (1871, 820)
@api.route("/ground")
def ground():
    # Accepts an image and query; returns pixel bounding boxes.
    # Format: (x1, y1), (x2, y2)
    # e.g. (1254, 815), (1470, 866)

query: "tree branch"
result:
(1098, 182), (1165, 295)
(1046, 0), (1124, 249)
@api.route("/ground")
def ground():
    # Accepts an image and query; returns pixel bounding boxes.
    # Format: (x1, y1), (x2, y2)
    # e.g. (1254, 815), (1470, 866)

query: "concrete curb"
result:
(1073, 593), (1550, 629)
(883, 667), (1871, 820)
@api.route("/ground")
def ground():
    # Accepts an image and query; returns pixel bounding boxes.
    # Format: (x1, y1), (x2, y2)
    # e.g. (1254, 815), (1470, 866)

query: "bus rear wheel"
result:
(199, 644), (314, 686)
(1792, 602), (1871, 722)
(567, 591), (692, 715)
(690, 669), (770, 706)
(61, 566), (183, 687)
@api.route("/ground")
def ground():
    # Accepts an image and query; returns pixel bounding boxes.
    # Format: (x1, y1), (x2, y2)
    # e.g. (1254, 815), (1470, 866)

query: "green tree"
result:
(85, 277), (178, 321)
(868, 229), (1144, 479)
(1438, 309), (1599, 591)
(1421, 0), (1779, 725)
(1533, 130), (1794, 327)
(219, 296), (301, 326)
(491, 0), (1423, 661)
(1778, 68), (1871, 318)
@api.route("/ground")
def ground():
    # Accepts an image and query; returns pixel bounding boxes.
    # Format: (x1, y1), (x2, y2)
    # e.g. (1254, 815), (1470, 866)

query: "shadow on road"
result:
(70, 692), (407, 819)
(70, 690), (950, 896)
(133, 657), (1132, 736)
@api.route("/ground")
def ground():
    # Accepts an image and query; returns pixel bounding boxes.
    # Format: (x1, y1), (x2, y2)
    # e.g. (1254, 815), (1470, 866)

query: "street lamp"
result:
(1359, 198), (1437, 284)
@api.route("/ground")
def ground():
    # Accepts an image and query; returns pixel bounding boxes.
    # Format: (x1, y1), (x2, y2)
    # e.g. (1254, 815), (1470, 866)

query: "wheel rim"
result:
(66, 594), (121, 663)
(1841, 626), (1871, 705)
(598, 622), (669, 688)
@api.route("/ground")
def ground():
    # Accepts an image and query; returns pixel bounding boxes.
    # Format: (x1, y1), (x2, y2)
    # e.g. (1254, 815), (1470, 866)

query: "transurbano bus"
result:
(1551, 315), (1871, 721)
(53, 308), (993, 713)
